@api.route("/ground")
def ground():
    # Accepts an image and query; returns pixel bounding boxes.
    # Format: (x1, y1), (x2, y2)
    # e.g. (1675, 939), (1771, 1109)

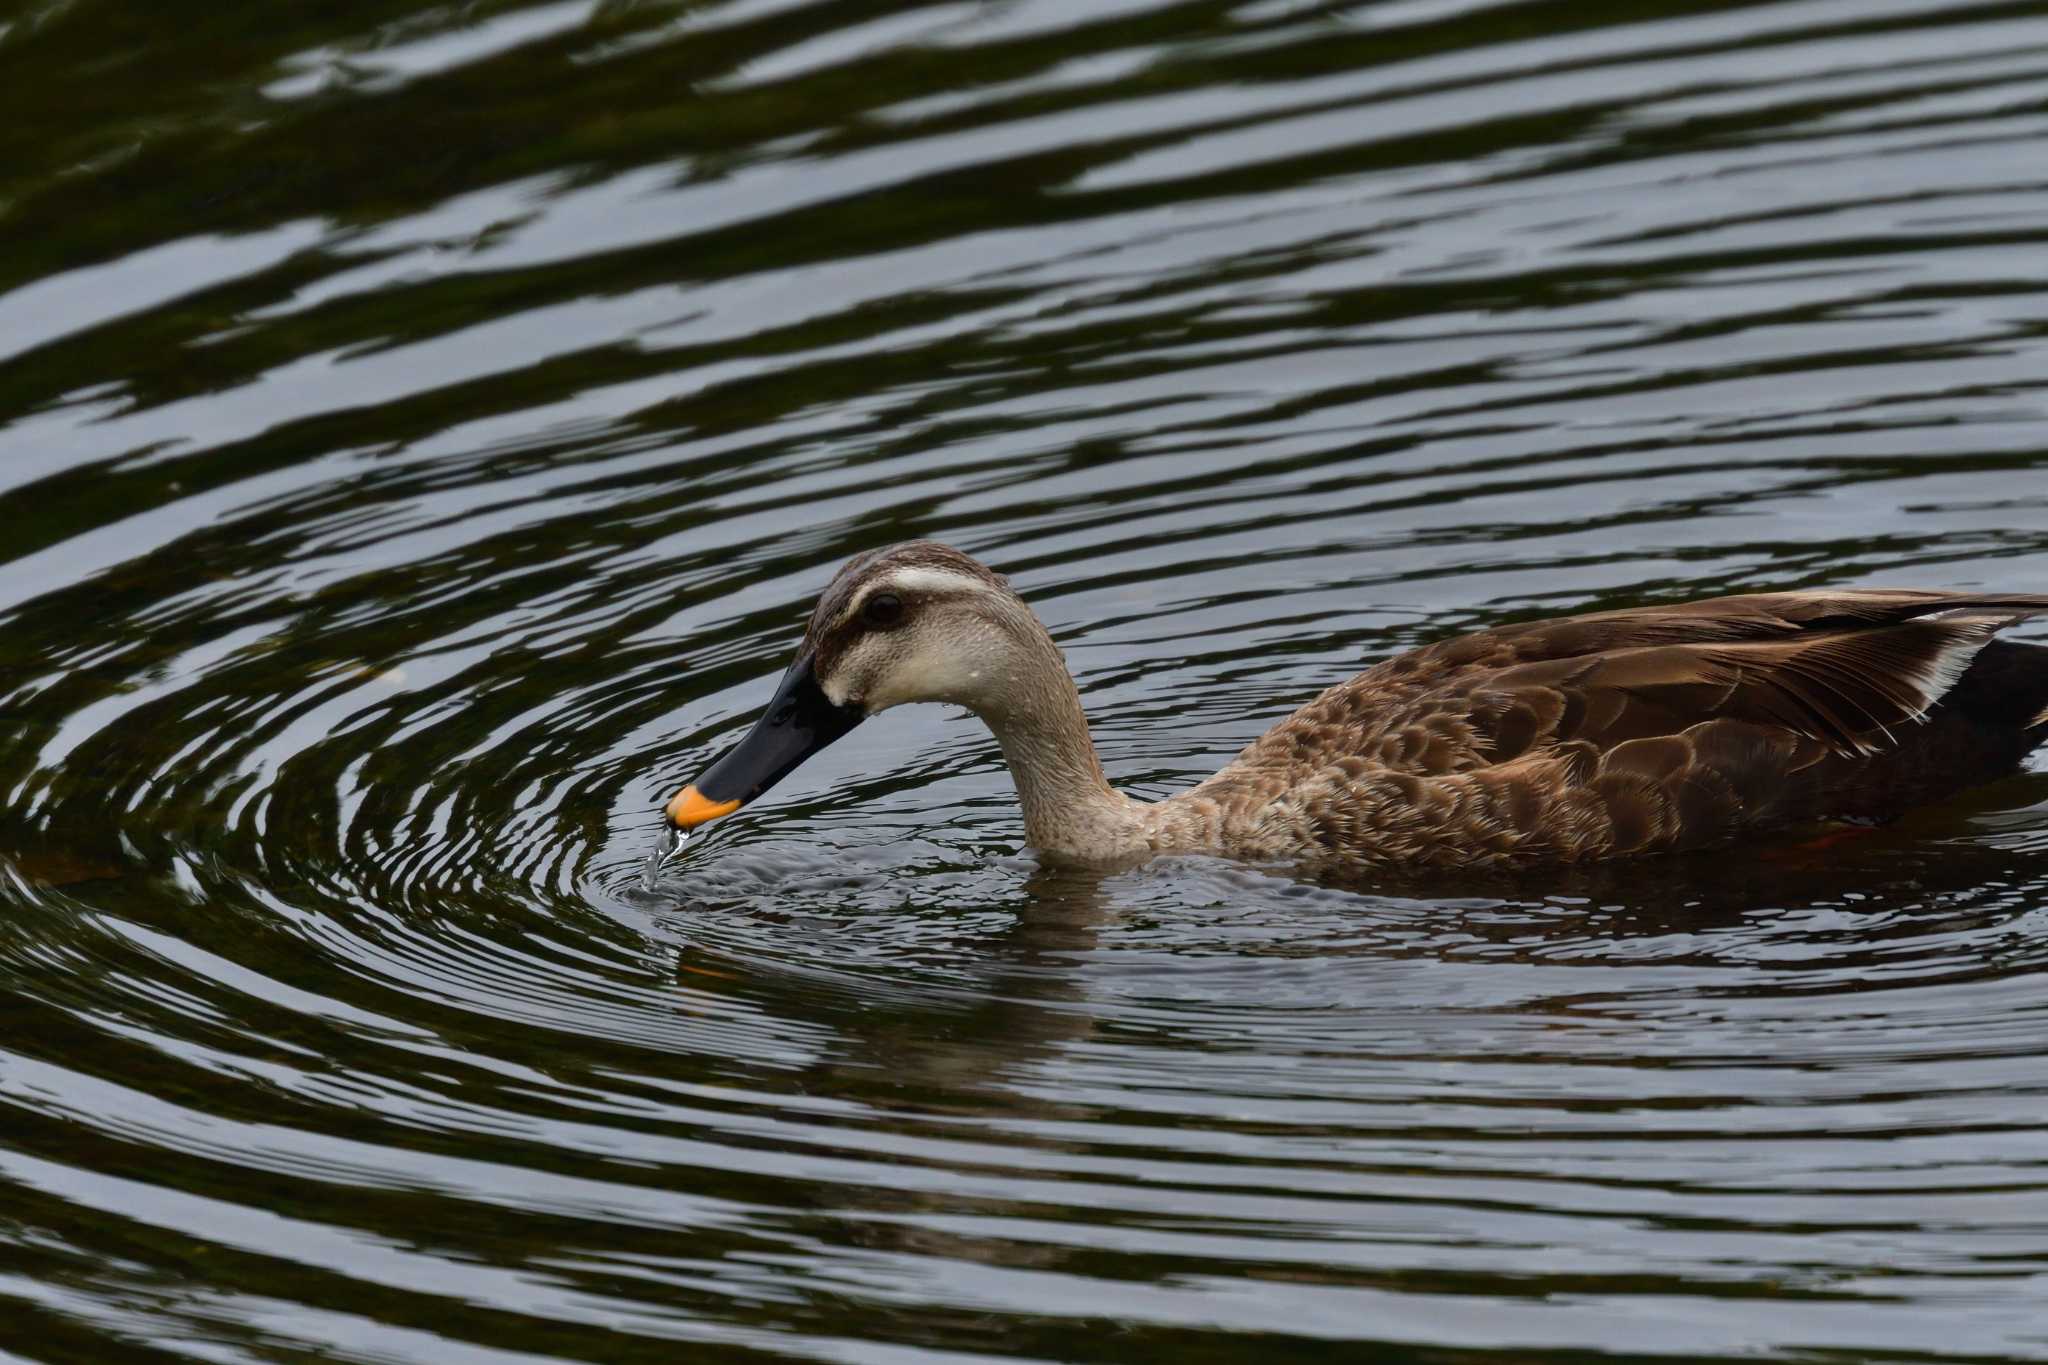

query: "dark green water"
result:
(7, 0), (2048, 1359)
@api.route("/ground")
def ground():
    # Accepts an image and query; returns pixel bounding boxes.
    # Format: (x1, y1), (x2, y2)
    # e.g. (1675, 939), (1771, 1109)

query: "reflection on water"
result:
(6, 0), (2048, 1358)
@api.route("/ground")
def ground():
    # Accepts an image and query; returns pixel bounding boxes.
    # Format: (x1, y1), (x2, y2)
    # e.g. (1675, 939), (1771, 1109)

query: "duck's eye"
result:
(862, 592), (905, 627)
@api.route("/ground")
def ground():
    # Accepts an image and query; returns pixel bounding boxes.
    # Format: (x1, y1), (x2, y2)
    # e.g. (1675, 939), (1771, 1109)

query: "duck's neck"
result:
(976, 629), (1149, 861)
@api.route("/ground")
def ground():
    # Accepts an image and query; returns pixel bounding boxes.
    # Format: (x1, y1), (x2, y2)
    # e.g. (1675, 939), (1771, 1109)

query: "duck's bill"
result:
(665, 653), (864, 831)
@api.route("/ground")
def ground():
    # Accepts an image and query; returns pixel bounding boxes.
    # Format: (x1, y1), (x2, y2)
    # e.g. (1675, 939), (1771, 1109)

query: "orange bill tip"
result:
(666, 785), (741, 829)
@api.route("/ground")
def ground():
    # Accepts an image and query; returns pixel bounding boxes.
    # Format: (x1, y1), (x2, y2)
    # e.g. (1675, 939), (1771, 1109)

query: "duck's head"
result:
(665, 541), (1038, 833)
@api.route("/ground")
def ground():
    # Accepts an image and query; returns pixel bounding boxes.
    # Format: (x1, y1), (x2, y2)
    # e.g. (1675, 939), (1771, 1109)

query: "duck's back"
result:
(1174, 590), (2048, 868)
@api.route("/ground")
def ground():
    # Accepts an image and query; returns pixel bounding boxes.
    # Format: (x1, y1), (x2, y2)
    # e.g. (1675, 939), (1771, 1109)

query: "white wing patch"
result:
(1905, 615), (2001, 717)
(1845, 613), (2003, 753)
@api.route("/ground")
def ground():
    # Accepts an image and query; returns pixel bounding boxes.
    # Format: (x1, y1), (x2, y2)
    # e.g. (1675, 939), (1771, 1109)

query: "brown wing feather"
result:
(1215, 590), (2048, 867)
(1233, 591), (2048, 776)
(1487, 612), (2009, 757)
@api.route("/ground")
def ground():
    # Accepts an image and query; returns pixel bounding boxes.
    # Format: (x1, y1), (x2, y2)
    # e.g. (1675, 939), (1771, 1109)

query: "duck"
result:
(664, 541), (2048, 870)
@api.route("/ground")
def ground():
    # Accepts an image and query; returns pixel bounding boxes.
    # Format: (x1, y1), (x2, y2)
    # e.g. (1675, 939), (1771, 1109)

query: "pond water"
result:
(6, 0), (2048, 1359)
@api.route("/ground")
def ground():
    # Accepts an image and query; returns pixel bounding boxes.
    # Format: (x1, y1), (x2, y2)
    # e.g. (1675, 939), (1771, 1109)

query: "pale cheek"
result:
(869, 649), (989, 712)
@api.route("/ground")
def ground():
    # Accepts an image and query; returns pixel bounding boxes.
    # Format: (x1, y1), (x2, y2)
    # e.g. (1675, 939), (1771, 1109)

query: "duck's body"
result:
(666, 543), (2048, 871)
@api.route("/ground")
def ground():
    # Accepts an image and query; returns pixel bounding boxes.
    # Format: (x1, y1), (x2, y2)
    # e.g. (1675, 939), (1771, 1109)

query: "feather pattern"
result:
(718, 542), (2048, 871)
(1153, 590), (2048, 869)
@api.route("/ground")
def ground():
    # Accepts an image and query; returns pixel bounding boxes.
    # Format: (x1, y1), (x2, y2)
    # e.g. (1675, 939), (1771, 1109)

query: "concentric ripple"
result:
(5, 0), (2048, 1359)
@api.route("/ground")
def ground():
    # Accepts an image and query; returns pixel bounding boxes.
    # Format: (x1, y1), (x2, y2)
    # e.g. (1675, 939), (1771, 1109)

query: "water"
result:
(5, 0), (2048, 1358)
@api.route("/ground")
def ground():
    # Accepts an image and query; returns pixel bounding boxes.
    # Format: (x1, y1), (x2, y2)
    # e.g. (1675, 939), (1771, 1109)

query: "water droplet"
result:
(641, 827), (690, 890)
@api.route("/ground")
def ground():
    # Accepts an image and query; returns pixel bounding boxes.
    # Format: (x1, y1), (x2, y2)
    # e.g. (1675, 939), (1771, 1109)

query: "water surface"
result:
(6, 0), (2048, 1359)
